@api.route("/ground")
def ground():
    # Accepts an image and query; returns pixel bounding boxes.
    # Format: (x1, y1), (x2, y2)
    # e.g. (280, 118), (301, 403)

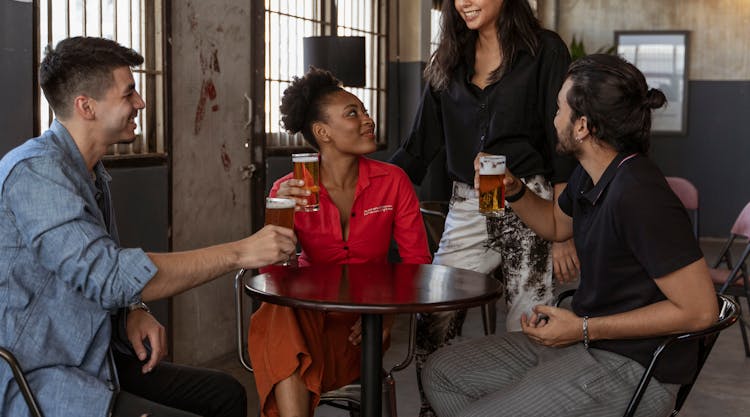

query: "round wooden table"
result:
(245, 263), (501, 417)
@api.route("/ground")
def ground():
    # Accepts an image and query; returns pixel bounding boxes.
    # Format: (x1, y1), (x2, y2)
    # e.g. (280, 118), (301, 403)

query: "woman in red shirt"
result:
(249, 67), (431, 417)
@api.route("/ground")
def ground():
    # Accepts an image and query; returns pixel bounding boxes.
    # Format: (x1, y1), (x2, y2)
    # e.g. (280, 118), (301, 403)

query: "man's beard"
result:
(555, 124), (581, 157)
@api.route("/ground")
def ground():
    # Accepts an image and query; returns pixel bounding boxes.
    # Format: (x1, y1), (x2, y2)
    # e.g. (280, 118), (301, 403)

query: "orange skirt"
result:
(248, 303), (390, 417)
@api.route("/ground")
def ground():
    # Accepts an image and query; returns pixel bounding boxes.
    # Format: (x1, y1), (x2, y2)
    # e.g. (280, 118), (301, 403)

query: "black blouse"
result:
(391, 29), (577, 186)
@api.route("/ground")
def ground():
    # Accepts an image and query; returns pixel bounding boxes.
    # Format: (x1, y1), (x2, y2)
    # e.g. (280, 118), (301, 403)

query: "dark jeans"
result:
(111, 350), (247, 417)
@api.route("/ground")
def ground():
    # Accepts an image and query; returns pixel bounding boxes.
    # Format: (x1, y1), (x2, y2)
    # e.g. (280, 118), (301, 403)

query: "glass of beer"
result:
(479, 155), (506, 217)
(264, 197), (296, 266)
(291, 152), (320, 212)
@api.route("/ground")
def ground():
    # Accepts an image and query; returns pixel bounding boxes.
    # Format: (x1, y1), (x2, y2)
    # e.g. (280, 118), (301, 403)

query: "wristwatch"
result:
(127, 301), (151, 313)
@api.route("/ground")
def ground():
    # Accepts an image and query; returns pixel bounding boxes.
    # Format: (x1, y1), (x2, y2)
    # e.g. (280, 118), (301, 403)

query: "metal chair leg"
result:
(383, 373), (398, 417)
(481, 302), (496, 335)
(735, 296), (750, 357)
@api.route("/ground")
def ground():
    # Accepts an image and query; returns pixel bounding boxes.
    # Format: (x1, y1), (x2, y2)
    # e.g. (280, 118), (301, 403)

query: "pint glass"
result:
(264, 197), (296, 266)
(292, 152), (320, 212)
(264, 197), (296, 229)
(478, 155), (506, 217)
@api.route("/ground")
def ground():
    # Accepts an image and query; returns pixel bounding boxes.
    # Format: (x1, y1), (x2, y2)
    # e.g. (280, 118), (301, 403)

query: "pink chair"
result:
(711, 201), (750, 356)
(666, 176), (700, 237)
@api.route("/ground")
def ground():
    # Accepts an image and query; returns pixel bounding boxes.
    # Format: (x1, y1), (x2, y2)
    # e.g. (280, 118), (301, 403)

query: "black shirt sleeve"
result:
(389, 86), (446, 185)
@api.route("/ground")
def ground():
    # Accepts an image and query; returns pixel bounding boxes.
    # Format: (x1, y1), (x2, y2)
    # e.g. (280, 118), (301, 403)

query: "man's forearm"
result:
(587, 297), (717, 343)
(508, 183), (569, 241)
(138, 224), (297, 302)
(141, 242), (239, 302)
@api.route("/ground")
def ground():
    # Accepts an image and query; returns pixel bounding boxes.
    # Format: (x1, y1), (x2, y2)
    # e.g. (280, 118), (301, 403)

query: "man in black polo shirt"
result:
(421, 54), (718, 417)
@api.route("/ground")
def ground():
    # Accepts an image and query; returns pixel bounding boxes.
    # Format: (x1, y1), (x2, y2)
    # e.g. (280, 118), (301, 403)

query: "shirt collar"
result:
(461, 43), (533, 86)
(49, 119), (111, 183)
(319, 157), (388, 198)
(355, 156), (388, 193)
(580, 152), (639, 206)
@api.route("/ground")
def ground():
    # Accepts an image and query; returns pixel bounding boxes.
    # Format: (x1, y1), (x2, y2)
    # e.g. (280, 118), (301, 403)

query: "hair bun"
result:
(645, 88), (667, 110)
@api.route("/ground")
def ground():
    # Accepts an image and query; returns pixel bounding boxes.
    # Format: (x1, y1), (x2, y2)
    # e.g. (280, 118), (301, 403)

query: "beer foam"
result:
(266, 198), (296, 209)
(292, 154), (318, 163)
(480, 166), (505, 175)
(479, 159), (506, 175)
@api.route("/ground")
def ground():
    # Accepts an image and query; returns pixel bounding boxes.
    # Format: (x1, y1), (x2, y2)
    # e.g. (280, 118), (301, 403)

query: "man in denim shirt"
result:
(0, 37), (297, 417)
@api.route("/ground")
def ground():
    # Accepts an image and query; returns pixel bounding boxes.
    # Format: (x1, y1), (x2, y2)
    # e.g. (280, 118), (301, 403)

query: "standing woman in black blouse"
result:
(390, 1), (579, 415)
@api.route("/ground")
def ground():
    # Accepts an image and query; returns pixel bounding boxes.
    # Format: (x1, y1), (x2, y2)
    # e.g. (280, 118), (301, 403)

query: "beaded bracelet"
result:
(583, 316), (590, 349)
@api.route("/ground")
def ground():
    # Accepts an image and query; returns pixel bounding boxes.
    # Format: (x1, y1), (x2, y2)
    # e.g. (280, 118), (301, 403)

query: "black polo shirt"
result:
(558, 152), (704, 384)
(390, 30), (577, 186)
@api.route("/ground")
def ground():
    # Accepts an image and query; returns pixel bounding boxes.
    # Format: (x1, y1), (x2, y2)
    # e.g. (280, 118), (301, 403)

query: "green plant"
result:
(570, 35), (617, 61)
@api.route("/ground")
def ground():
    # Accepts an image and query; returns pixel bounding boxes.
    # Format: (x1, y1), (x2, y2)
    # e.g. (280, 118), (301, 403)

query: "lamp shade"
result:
(303, 36), (366, 87)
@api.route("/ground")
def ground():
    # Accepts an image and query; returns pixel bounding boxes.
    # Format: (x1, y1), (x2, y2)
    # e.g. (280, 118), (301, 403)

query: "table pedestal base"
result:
(361, 314), (383, 417)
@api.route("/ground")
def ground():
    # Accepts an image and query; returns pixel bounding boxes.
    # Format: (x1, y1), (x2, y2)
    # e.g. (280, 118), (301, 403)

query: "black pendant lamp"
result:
(303, 36), (366, 87)
(302, 2), (365, 87)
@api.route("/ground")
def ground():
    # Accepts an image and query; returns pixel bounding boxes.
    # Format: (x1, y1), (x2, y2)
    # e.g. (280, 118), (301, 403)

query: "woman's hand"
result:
(552, 239), (580, 284)
(275, 179), (311, 210)
(349, 318), (363, 346)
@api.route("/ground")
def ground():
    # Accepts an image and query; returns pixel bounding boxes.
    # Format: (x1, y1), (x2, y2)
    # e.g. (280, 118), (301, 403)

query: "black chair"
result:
(234, 269), (415, 417)
(0, 347), (44, 417)
(710, 201), (750, 357)
(555, 290), (740, 417)
(419, 201), (449, 257)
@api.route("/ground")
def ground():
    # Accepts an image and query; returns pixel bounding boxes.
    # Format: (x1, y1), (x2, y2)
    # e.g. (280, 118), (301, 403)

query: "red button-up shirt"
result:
(270, 157), (431, 265)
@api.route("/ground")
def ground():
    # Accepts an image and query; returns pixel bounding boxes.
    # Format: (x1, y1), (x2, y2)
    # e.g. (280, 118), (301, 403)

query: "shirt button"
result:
(343, 246), (349, 250)
(351, 212), (356, 217)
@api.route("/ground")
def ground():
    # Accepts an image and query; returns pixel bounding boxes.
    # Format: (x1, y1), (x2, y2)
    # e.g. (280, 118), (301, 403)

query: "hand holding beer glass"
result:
(292, 153), (320, 212)
(478, 155), (506, 217)
(264, 197), (297, 266)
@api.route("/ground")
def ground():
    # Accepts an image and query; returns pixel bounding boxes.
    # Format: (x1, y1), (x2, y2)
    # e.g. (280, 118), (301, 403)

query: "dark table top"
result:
(244, 263), (502, 314)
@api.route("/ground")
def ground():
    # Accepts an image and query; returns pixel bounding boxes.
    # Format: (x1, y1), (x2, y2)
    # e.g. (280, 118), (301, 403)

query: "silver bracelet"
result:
(582, 316), (590, 349)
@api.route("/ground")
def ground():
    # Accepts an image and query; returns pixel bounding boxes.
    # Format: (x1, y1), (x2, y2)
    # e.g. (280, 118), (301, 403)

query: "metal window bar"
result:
(37, 0), (164, 158)
(264, 0), (386, 153)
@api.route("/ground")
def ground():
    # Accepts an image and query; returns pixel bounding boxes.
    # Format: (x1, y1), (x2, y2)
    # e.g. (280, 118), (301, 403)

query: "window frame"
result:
(262, 0), (388, 156)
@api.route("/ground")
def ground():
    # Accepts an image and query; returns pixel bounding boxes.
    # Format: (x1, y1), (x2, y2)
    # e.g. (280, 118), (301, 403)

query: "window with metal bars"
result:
(37, 0), (166, 159)
(264, 0), (387, 154)
(430, 7), (441, 56)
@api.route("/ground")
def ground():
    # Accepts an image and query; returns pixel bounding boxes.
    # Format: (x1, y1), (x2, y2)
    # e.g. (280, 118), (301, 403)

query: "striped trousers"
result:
(416, 178), (555, 416)
(422, 332), (677, 417)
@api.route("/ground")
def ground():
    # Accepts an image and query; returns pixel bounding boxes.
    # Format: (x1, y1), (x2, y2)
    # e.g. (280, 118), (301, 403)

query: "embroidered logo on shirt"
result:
(363, 205), (393, 216)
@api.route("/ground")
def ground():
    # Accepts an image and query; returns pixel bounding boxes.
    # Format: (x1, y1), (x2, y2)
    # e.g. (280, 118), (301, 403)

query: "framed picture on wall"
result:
(615, 31), (689, 135)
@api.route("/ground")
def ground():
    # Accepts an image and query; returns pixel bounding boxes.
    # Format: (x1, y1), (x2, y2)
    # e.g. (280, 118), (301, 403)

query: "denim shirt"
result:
(0, 121), (157, 416)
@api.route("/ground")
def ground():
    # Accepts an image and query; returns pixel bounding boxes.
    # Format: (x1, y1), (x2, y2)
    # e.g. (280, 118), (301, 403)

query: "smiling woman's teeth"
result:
(466, 10), (479, 18)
